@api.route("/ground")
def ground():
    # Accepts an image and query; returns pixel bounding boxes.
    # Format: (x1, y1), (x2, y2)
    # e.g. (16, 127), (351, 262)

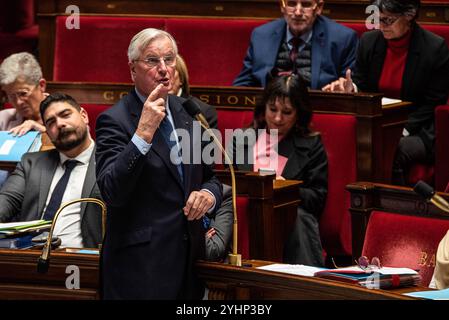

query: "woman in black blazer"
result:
(232, 74), (328, 267)
(323, 0), (449, 186)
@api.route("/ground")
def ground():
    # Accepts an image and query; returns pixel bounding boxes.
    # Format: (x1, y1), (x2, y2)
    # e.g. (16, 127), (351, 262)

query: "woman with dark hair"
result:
(233, 74), (328, 266)
(323, 0), (449, 186)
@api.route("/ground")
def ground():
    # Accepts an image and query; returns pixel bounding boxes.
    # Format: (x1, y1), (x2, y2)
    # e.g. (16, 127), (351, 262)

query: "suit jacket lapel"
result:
(311, 18), (325, 89)
(401, 24), (421, 98)
(370, 34), (388, 91)
(79, 146), (97, 221)
(38, 151), (59, 218)
(281, 134), (310, 179)
(264, 20), (286, 82)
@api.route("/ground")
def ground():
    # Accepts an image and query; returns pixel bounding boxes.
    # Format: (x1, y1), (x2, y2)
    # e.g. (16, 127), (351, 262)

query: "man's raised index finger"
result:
(147, 83), (165, 102)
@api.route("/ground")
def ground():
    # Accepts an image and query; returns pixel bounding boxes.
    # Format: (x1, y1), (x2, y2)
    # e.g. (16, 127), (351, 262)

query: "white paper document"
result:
(382, 97), (402, 106)
(257, 263), (325, 277)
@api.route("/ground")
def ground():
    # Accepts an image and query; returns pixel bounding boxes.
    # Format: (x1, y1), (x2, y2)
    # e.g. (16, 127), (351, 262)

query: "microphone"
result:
(183, 98), (242, 266)
(413, 180), (449, 215)
(37, 198), (107, 273)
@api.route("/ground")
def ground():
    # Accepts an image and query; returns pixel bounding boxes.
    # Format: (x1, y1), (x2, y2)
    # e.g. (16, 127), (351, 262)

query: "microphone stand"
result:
(196, 115), (242, 267)
(37, 198), (107, 273)
(414, 180), (449, 215)
(428, 196), (449, 215)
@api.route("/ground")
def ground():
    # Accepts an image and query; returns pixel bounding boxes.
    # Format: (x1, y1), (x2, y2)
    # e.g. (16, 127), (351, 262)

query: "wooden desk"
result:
(0, 248), (425, 300)
(198, 259), (427, 300)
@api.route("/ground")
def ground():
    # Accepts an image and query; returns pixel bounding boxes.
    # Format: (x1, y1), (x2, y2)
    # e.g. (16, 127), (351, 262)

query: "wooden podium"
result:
(0, 248), (99, 300)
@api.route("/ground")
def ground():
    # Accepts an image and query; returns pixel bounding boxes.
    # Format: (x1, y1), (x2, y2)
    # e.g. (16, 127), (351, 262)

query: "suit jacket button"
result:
(183, 233), (189, 241)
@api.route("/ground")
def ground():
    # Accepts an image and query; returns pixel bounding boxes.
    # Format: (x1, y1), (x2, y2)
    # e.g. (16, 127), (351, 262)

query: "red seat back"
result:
(339, 21), (368, 38)
(362, 210), (449, 286)
(53, 16), (165, 82)
(408, 164), (435, 186)
(53, 15), (267, 85)
(311, 113), (357, 257)
(165, 18), (268, 86)
(82, 103), (112, 139)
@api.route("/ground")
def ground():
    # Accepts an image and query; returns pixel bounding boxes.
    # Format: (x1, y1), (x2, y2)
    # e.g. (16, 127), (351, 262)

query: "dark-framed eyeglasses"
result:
(133, 55), (176, 68)
(283, 0), (318, 12)
(379, 15), (401, 26)
(357, 256), (382, 272)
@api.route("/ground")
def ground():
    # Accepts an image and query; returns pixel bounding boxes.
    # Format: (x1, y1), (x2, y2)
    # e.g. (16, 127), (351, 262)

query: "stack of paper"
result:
(0, 220), (51, 238)
(314, 266), (421, 289)
(257, 263), (326, 277)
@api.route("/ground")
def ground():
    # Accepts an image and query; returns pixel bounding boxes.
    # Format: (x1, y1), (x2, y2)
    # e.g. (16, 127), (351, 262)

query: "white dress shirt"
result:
(41, 140), (95, 248)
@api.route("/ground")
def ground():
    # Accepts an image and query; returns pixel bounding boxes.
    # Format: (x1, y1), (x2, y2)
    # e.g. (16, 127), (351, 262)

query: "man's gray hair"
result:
(127, 28), (178, 62)
(0, 52), (43, 86)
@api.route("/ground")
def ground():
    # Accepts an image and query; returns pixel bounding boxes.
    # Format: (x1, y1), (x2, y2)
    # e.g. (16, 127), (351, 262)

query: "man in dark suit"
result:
(95, 28), (222, 299)
(0, 92), (102, 248)
(233, 0), (358, 89)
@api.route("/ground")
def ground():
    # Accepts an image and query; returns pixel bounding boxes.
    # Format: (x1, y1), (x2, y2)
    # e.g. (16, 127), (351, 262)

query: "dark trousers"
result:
(391, 135), (433, 186)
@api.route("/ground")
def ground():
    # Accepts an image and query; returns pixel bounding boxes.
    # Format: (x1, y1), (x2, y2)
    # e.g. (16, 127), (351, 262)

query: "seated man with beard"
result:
(0, 93), (102, 248)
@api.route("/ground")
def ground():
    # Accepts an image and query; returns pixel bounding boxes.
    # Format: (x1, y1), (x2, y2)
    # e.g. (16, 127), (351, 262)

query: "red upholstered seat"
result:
(82, 104), (113, 139)
(53, 15), (267, 85)
(339, 21), (368, 38)
(445, 182), (449, 193)
(53, 16), (165, 82)
(362, 210), (449, 286)
(311, 113), (357, 257)
(408, 164), (435, 186)
(422, 24), (449, 48)
(165, 18), (268, 86)
(216, 109), (254, 139)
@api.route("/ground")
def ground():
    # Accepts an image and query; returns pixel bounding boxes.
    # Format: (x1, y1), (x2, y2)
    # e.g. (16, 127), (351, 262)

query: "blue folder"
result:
(0, 131), (41, 162)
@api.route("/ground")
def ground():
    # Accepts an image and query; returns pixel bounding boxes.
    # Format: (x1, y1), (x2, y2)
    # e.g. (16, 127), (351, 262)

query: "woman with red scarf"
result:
(323, 0), (449, 186)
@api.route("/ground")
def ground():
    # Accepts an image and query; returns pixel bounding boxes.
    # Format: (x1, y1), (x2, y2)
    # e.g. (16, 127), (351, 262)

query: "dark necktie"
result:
(159, 116), (183, 182)
(42, 160), (78, 221)
(289, 37), (301, 72)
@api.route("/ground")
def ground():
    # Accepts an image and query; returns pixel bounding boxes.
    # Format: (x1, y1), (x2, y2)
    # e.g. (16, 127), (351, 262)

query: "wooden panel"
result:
(0, 248), (99, 300)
